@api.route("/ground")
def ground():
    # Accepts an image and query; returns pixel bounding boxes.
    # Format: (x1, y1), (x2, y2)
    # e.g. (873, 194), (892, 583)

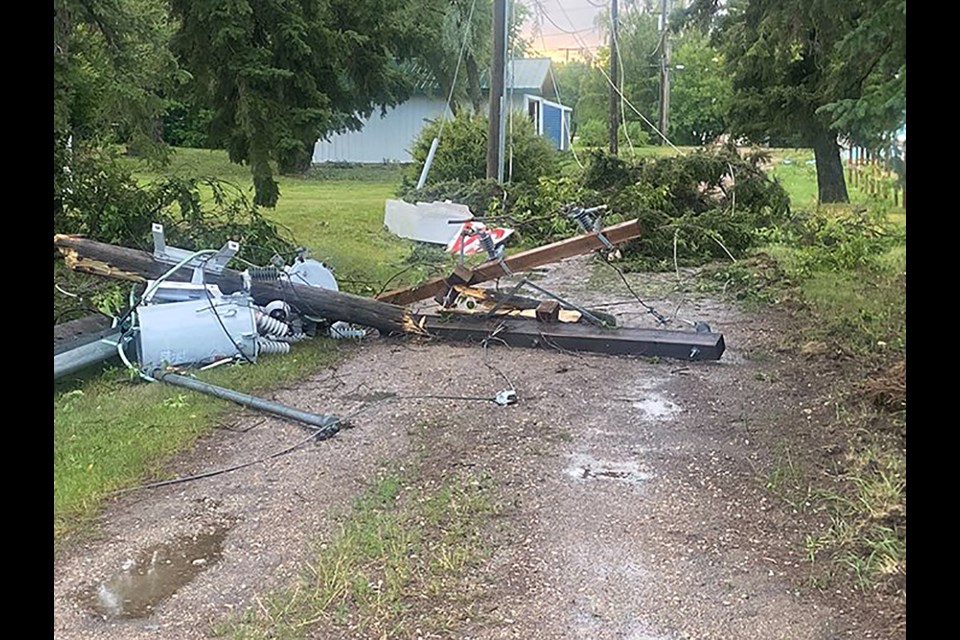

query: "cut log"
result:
(377, 219), (642, 305)
(53, 235), (424, 336)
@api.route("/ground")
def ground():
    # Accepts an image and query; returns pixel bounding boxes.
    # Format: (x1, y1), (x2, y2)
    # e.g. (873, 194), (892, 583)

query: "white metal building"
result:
(312, 58), (572, 164)
(311, 96), (453, 164)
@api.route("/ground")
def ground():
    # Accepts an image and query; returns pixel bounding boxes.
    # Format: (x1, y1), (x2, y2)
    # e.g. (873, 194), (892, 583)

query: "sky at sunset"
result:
(520, 0), (609, 62)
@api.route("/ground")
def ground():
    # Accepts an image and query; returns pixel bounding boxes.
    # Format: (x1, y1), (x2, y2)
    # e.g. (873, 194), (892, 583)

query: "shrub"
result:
(406, 111), (559, 187)
(575, 119), (607, 148)
(506, 144), (791, 267)
(619, 121), (650, 147)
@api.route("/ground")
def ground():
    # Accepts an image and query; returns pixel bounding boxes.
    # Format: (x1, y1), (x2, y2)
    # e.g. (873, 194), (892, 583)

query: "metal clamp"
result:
(152, 223), (239, 284)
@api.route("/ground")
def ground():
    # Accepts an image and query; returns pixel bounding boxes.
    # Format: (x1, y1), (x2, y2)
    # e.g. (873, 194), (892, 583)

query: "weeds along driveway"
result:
(53, 257), (900, 640)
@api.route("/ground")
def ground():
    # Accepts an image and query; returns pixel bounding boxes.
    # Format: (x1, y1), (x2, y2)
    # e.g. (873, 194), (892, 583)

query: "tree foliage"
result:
(168, 0), (430, 207)
(404, 111), (558, 187)
(405, 0), (491, 116)
(669, 30), (730, 145)
(552, 3), (732, 149)
(54, 0), (180, 156)
(687, 0), (906, 203)
(56, 145), (296, 264)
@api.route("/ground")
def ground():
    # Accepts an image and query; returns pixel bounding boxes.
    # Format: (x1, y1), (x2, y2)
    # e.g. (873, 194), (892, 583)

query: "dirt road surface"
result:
(53, 257), (904, 639)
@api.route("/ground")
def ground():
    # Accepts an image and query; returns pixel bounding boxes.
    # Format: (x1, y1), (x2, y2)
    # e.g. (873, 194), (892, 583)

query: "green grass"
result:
(217, 466), (496, 639)
(125, 148), (441, 296)
(805, 416), (906, 591)
(54, 335), (343, 544)
(766, 147), (904, 216)
(767, 149), (820, 209)
(706, 147), (907, 597)
(56, 149), (442, 544)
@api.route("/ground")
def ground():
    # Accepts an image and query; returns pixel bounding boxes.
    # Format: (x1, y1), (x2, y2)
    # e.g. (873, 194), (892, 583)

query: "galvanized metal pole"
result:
(54, 331), (124, 380)
(153, 369), (341, 430)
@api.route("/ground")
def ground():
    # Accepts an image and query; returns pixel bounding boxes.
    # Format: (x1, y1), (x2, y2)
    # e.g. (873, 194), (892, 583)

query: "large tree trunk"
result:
(812, 129), (849, 204)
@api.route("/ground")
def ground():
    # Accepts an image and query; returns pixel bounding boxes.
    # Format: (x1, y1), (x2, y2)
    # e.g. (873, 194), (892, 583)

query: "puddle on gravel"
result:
(565, 454), (653, 486)
(81, 525), (230, 620)
(632, 394), (681, 421)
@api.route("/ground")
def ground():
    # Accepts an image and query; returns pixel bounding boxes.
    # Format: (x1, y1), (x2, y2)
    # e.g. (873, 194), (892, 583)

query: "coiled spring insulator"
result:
(255, 311), (291, 337)
(477, 230), (498, 260)
(329, 321), (365, 340)
(247, 266), (281, 281)
(256, 337), (291, 355)
(567, 207), (598, 232)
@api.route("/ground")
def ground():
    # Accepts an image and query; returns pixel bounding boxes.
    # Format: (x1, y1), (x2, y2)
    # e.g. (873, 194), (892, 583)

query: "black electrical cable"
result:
(114, 430), (321, 493)
(113, 399), (384, 493)
(599, 257), (671, 326)
(400, 393), (504, 403)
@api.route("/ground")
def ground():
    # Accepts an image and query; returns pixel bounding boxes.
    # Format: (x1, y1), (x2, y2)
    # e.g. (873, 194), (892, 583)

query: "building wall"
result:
(312, 96), (452, 164)
(542, 103), (562, 149)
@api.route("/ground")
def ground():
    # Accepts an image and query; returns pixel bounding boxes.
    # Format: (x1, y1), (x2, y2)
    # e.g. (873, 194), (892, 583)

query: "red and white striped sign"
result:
(446, 222), (515, 256)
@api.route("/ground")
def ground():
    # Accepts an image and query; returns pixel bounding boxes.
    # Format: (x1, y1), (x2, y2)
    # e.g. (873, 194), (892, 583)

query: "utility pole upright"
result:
(486, 0), (507, 180)
(609, 0), (620, 155)
(658, 0), (671, 141)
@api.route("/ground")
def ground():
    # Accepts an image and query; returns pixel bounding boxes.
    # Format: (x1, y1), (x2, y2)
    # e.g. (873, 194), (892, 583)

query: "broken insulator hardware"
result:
(478, 229), (499, 261)
(257, 337), (291, 355)
(565, 204), (615, 251)
(566, 205), (602, 232)
(247, 266), (281, 282)
(255, 311), (291, 337)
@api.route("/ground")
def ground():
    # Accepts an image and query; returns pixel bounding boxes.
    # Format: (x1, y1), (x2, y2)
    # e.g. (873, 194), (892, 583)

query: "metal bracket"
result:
(152, 223), (239, 284)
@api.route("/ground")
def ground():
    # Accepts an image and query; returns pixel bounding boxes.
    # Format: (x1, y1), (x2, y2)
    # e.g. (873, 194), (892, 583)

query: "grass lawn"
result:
(54, 342), (343, 544)
(126, 148), (439, 295)
(56, 148), (433, 543)
(757, 150), (906, 592)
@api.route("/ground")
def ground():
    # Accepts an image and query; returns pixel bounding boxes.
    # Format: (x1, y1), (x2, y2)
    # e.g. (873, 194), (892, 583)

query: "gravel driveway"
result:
(53, 257), (904, 639)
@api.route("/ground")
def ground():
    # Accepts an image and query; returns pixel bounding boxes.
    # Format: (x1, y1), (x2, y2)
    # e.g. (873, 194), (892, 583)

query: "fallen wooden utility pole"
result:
(53, 235), (424, 336)
(421, 316), (726, 361)
(55, 230), (726, 362)
(377, 219), (643, 306)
